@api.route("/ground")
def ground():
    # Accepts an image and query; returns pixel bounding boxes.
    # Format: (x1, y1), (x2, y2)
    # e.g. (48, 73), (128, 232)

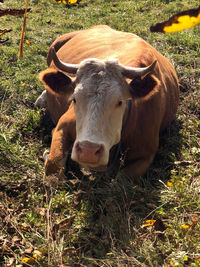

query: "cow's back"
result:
(50, 25), (149, 66)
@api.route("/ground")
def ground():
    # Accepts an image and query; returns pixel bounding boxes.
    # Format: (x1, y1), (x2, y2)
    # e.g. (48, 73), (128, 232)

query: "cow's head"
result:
(40, 48), (159, 170)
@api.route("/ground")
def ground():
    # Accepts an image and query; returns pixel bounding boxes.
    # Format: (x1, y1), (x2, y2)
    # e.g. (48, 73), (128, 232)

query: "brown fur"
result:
(39, 25), (179, 178)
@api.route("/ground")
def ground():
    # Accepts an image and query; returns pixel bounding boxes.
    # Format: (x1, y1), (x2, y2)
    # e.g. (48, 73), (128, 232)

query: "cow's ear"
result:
(129, 74), (160, 100)
(39, 68), (74, 95)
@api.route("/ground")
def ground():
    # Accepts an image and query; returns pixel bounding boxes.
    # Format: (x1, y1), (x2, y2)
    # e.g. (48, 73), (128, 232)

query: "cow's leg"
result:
(121, 154), (155, 180)
(35, 90), (47, 108)
(44, 105), (76, 176)
(44, 128), (69, 176)
(45, 153), (68, 176)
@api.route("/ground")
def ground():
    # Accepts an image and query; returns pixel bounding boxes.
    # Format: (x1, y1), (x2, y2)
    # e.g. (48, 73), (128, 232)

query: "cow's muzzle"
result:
(74, 141), (104, 165)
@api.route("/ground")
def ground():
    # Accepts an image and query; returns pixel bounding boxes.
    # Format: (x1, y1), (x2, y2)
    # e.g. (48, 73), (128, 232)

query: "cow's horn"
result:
(120, 60), (157, 79)
(50, 47), (79, 74)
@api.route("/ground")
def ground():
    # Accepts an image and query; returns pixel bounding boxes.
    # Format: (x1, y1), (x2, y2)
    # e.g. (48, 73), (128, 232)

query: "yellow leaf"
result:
(166, 181), (173, 187)
(33, 250), (42, 257)
(33, 248), (48, 258)
(164, 13), (200, 33)
(26, 40), (31, 44)
(150, 6), (200, 33)
(141, 219), (156, 228)
(55, 0), (66, 3)
(55, 0), (79, 4)
(182, 224), (190, 229)
(33, 254), (38, 260)
(0, 29), (11, 35)
(18, 224), (30, 231)
(68, 0), (78, 4)
(22, 257), (35, 265)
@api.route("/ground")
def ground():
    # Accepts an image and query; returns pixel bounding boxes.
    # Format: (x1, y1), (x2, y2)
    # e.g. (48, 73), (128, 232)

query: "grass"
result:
(0, 0), (200, 266)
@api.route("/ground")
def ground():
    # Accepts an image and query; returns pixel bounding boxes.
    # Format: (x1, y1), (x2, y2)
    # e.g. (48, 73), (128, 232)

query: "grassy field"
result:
(0, 0), (200, 266)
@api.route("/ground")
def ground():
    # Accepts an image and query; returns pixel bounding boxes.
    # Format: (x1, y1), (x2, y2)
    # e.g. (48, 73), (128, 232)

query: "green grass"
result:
(0, 0), (200, 266)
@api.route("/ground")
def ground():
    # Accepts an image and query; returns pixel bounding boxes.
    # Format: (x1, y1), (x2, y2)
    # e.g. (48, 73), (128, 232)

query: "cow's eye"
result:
(72, 98), (76, 104)
(117, 100), (123, 107)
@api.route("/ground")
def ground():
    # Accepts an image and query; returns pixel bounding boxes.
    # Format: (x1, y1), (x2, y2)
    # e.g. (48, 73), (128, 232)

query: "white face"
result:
(70, 58), (130, 170)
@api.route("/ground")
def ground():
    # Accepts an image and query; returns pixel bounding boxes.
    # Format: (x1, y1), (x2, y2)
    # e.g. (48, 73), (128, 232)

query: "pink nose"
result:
(75, 141), (104, 164)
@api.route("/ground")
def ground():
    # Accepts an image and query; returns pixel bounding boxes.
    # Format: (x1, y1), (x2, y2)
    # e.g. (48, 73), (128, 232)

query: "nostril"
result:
(95, 145), (103, 156)
(76, 142), (82, 153)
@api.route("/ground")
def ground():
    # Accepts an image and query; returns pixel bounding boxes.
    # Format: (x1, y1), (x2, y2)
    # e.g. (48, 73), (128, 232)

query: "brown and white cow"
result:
(36, 25), (179, 178)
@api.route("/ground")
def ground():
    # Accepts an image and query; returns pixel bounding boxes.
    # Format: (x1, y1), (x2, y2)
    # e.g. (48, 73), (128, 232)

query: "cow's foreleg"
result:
(44, 126), (71, 176)
(45, 152), (68, 176)
(44, 106), (76, 176)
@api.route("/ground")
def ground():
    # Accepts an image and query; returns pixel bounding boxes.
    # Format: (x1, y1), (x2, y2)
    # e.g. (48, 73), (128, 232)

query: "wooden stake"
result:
(18, 0), (29, 58)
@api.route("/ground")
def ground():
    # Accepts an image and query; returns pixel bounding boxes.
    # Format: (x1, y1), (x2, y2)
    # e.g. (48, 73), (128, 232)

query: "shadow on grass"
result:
(57, 118), (184, 263)
(145, 118), (183, 184)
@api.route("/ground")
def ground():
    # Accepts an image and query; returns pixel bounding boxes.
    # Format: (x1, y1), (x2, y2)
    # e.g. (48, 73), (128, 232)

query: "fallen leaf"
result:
(69, 178), (81, 185)
(166, 181), (173, 187)
(182, 224), (190, 229)
(68, 0), (79, 3)
(18, 224), (30, 231)
(33, 247), (47, 257)
(25, 40), (31, 45)
(141, 219), (156, 228)
(11, 236), (21, 247)
(52, 216), (75, 240)
(0, 8), (31, 17)
(22, 257), (36, 265)
(6, 257), (15, 266)
(34, 207), (46, 216)
(55, 0), (66, 3)
(32, 254), (38, 261)
(54, 0), (80, 4)
(24, 247), (34, 254)
(150, 6), (200, 33)
(0, 29), (11, 35)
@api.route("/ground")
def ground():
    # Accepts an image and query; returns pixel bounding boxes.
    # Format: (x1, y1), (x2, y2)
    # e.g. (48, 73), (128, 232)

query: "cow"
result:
(35, 25), (179, 178)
